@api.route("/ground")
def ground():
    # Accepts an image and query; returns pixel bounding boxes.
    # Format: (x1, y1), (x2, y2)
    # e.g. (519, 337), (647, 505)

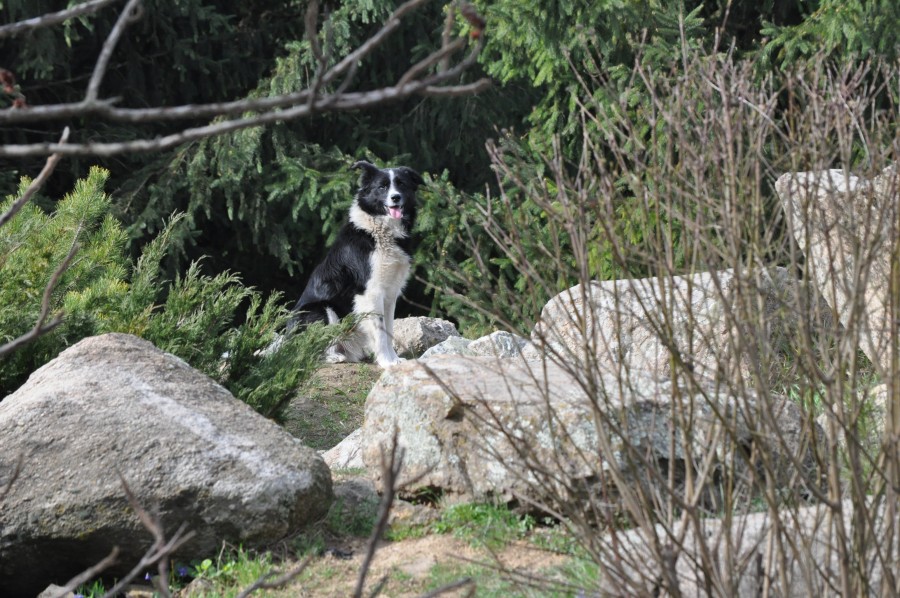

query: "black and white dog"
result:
(290, 160), (423, 367)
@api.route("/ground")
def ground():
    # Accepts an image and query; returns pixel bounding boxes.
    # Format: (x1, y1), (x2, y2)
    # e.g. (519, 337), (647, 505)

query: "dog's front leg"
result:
(372, 310), (402, 367)
(356, 293), (402, 367)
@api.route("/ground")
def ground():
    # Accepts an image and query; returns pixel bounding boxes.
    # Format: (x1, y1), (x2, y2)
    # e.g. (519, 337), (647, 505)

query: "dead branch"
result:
(417, 577), (476, 597)
(0, 127), (70, 228)
(0, 0), (123, 39)
(0, 0), (489, 157)
(51, 548), (120, 598)
(98, 472), (196, 598)
(353, 429), (403, 598)
(233, 556), (314, 598)
(85, 0), (142, 102)
(0, 222), (80, 357)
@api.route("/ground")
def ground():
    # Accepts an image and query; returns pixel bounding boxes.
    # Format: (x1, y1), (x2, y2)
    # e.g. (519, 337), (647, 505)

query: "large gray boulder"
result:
(0, 334), (332, 597)
(776, 166), (898, 376)
(531, 267), (831, 388)
(361, 357), (820, 508)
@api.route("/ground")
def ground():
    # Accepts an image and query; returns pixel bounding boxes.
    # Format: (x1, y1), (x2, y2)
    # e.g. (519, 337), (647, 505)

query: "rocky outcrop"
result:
(596, 500), (894, 596)
(323, 427), (365, 470)
(421, 330), (534, 359)
(361, 356), (820, 507)
(391, 317), (460, 357)
(0, 334), (332, 597)
(776, 165), (899, 376)
(531, 267), (831, 388)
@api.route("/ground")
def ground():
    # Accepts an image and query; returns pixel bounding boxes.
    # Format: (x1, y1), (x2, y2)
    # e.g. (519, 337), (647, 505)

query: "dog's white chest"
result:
(367, 240), (410, 296)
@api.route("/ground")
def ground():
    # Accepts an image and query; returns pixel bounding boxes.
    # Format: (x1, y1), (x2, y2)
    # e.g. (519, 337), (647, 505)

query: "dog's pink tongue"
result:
(388, 207), (403, 219)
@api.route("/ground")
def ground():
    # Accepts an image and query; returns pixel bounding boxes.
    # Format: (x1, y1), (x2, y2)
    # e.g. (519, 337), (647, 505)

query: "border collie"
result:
(290, 160), (423, 367)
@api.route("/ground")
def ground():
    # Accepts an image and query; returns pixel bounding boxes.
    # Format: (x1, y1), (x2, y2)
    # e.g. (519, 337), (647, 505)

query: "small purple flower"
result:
(74, 594), (85, 598)
(144, 572), (152, 581)
(176, 564), (190, 577)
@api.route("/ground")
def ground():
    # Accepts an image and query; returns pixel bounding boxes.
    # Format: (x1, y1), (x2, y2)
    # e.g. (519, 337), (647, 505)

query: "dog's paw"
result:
(376, 355), (406, 368)
(324, 345), (349, 364)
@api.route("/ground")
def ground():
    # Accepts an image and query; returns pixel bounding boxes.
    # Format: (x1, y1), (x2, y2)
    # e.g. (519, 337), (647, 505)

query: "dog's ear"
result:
(398, 167), (425, 188)
(351, 160), (380, 185)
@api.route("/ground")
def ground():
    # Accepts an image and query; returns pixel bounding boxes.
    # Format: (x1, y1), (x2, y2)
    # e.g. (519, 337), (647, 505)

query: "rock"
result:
(420, 331), (538, 360)
(330, 476), (380, 532)
(36, 586), (73, 598)
(532, 267), (832, 388)
(361, 357), (821, 508)
(776, 166), (898, 376)
(0, 333), (333, 597)
(323, 428), (365, 471)
(468, 331), (529, 358)
(420, 336), (474, 358)
(391, 317), (461, 357)
(597, 500), (893, 596)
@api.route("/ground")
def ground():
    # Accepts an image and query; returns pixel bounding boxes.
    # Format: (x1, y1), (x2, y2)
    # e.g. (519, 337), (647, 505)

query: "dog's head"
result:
(352, 160), (423, 227)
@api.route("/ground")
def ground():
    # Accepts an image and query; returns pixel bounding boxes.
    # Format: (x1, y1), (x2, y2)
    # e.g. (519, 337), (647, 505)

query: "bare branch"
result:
(321, 0), (430, 89)
(0, 0), (123, 39)
(0, 228), (80, 357)
(51, 548), (120, 598)
(417, 577), (476, 597)
(0, 127), (70, 228)
(0, 0), (490, 157)
(419, 78), (492, 97)
(85, 0), (143, 102)
(353, 429), (403, 598)
(0, 70), (488, 157)
(234, 556), (313, 598)
(99, 472), (195, 598)
(397, 37), (466, 88)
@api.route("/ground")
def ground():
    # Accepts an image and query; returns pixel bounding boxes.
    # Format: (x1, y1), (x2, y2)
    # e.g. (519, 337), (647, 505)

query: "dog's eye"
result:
(378, 183), (388, 190)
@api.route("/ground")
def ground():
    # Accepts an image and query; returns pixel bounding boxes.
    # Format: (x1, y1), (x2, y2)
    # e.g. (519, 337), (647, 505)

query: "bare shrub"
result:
(435, 51), (900, 595)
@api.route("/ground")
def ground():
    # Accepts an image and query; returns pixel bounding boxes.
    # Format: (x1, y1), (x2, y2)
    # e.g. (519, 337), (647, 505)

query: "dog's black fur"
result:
(290, 160), (423, 366)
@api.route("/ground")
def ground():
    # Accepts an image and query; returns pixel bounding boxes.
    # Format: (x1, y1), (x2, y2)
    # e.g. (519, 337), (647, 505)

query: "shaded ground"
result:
(221, 364), (589, 598)
(276, 535), (576, 597)
(282, 363), (381, 450)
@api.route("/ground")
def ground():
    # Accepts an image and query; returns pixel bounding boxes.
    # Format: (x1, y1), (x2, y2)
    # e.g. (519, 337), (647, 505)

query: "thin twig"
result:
(0, 127), (70, 228)
(51, 548), (120, 598)
(99, 472), (195, 598)
(353, 429), (403, 598)
(397, 37), (466, 88)
(0, 227), (80, 357)
(416, 577), (475, 597)
(234, 556), (314, 598)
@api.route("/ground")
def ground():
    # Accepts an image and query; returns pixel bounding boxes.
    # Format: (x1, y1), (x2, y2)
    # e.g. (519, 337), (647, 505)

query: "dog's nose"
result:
(390, 193), (401, 202)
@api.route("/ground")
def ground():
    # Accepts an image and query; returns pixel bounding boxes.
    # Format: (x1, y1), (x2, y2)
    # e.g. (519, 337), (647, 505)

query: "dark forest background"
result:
(2, 0), (898, 335)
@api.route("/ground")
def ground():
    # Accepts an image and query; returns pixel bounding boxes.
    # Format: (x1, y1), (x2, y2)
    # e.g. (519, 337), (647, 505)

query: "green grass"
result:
(424, 555), (602, 598)
(326, 495), (380, 537)
(281, 363), (380, 450)
(431, 502), (535, 550)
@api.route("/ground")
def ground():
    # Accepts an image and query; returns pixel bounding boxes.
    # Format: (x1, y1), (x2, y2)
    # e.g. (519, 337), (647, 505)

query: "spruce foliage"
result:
(3, 0), (900, 336)
(0, 167), (338, 418)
